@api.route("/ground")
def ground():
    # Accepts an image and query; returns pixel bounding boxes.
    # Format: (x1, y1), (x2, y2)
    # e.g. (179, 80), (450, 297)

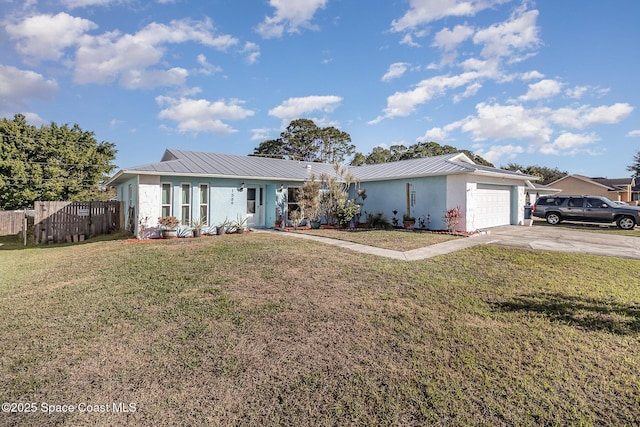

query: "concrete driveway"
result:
(481, 225), (640, 260)
(266, 225), (640, 261)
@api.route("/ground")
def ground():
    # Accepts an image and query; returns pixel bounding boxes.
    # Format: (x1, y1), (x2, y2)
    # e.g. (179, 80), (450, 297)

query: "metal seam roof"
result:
(107, 149), (536, 185)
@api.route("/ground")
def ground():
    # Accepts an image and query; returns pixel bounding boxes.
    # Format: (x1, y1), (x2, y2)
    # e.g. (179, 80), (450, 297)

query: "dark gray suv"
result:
(532, 195), (640, 230)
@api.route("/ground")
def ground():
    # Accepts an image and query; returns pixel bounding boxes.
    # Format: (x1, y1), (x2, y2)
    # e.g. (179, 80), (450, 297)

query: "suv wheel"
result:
(546, 212), (561, 225)
(616, 216), (636, 230)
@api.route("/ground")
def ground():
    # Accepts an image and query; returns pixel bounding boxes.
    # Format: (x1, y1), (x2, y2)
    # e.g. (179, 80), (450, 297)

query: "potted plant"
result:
(190, 217), (204, 237)
(158, 215), (180, 239)
(402, 212), (416, 229)
(176, 226), (193, 238)
(274, 216), (284, 229)
(217, 219), (230, 235)
(233, 214), (248, 234)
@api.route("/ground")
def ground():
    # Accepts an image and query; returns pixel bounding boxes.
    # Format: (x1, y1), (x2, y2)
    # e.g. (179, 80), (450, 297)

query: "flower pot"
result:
(310, 220), (321, 229)
(193, 229), (202, 237)
(162, 229), (177, 239)
(403, 220), (415, 229)
(216, 226), (225, 235)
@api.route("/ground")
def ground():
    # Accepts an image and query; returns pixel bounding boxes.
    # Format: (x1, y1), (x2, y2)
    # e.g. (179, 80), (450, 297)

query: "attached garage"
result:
(474, 184), (513, 229)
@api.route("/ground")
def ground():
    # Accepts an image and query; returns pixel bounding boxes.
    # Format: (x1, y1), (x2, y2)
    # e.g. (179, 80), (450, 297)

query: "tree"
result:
(350, 152), (366, 166)
(501, 163), (567, 184)
(0, 114), (117, 210)
(252, 118), (355, 163)
(253, 138), (286, 160)
(350, 141), (494, 167)
(627, 149), (640, 178)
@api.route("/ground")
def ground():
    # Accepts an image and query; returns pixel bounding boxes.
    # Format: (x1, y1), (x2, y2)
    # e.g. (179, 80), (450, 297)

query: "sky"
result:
(1, 0), (639, 178)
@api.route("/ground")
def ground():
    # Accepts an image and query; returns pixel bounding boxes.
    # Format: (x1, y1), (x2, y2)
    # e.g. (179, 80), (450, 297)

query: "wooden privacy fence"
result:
(0, 210), (28, 236)
(34, 201), (122, 244)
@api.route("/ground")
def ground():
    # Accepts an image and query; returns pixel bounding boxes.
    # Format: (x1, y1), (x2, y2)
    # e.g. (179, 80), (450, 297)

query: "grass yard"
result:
(291, 228), (460, 251)
(1, 233), (639, 426)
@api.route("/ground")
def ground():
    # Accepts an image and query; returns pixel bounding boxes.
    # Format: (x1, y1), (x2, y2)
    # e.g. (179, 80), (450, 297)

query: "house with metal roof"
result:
(107, 149), (538, 236)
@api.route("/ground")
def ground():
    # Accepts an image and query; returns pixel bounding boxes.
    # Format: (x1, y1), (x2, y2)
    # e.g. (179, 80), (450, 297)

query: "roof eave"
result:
(356, 170), (468, 182)
(107, 169), (308, 185)
(471, 170), (537, 181)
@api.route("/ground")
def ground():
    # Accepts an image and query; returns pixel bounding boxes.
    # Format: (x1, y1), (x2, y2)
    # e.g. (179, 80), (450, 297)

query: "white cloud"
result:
(459, 57), (500, 76)
(518, 79), (562, 101)
(391, 0), (509, 32)
(520, 70), (544, 80)
(120, 67), (189, 90)
(370, 71), (482, 123)
(242, 42), (261, 64)
(539, 132), (600, 155)
(156, 96), (255, 134)
(627, 130), (640, 138)
(268, 95), (342, 121)
(473, 143), (524, 163)
(582, 103), (634, 125)
(382, 62), (410, 82)
(550, 103), (634, 129)
(453, 82), (482, 102)
(61, 0), (114, 7)
(375, 7), (542, 124)
(255, 0), (328, 39)
(420, 127), (448, 142)
(399, 33), (421, 47)
(432, 24), (474, 51)
(251, 128), (273, 141)
(195, 54), (223, 75)
(74, 18), (238, 87)
(0, 65), (58, 108)
(565, 85), (588, 99)
(473, 9), (540, 60)
(459, 102), (553, 142)
(6, 12), (97, 61)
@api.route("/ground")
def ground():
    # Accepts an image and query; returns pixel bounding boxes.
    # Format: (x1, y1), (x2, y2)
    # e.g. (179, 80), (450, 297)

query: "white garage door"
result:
(474, 184), (512, 229)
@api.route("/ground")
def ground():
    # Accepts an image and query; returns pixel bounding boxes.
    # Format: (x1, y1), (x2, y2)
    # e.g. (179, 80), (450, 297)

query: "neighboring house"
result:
(524, 182), (562, 205)
(546, 175), (637, 203)
(106, 149), (538, 235)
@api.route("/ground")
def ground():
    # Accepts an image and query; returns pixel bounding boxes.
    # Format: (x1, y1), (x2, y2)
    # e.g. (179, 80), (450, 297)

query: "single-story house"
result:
(546, 175), (638, 203)
(524, 182), (562, 205)
(106, 149), (538, 236)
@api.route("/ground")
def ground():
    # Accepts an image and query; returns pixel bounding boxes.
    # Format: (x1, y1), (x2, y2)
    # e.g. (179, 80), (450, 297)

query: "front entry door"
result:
(246, 186), (264, 227)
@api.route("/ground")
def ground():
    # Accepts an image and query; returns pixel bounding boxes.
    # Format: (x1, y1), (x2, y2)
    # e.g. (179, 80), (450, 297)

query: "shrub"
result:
(335, 200), (360, 228)
(365, 212), (393, 230)
(444, 206), (462, 232)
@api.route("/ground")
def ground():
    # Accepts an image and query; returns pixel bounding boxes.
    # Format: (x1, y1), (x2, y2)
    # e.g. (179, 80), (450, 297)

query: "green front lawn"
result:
(291, 228), (460, 251)
(1, 234), (639, 426)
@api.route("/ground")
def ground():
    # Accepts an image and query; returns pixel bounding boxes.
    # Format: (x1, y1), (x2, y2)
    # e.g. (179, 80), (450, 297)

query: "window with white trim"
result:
(199, 184), (209, 225)
(181, 183), (191, 225)
(161, 183), (172, 217)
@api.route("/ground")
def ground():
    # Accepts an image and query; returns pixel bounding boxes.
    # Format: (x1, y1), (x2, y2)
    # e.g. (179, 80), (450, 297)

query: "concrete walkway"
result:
(263, 226), (640, 261)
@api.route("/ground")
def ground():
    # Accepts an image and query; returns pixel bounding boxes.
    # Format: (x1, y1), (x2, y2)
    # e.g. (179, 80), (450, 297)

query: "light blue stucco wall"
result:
(116, 175), (306, 229)
(357, 176), (448, 229)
